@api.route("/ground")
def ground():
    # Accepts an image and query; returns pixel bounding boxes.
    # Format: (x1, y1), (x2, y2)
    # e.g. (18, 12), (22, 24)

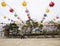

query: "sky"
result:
(0, 0), (60, 23)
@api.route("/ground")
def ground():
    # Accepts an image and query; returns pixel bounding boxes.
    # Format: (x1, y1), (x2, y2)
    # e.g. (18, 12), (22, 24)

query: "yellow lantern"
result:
(20, 19), (22, 21)
(53, 18), (56, 21)
(22, 1), (27, 7)
(14, 21), (20, 25)
(45, 22), (49, 26)
(46, 8), (50, 13)
(3, 16), (6, 19)
(1, 2), (7, 7)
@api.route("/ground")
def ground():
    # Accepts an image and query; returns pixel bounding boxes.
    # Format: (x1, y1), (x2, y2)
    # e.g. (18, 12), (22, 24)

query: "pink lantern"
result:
(17, 17), (20, 19)
(43, 17), (45, 20)
(56, 16), (59, 19)
(25, 8), (29, 13)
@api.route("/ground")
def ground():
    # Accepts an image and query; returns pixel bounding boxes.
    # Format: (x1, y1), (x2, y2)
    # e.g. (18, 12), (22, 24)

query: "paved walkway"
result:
(0, 38), (60, 46)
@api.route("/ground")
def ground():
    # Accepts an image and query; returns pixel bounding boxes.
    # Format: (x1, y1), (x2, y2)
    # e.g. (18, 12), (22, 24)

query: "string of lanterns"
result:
(1, 0), (24, 24)
(0, 0), (60, 25)
(22, 0), (31, 20)
(42, 1), (60, 25)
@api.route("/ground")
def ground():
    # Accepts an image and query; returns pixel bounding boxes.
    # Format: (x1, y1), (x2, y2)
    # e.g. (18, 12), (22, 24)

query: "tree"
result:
(56, 24), (60, 34)
(26, 19), (33, 33)
(3, 23), (19, 37)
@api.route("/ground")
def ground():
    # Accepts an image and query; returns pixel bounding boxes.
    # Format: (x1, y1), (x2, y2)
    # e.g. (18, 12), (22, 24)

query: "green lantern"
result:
(50, 20), (54, 23)
(27, 13), (30, 16)
(14, 13), (18, 17)
(58, 21), (60, 24)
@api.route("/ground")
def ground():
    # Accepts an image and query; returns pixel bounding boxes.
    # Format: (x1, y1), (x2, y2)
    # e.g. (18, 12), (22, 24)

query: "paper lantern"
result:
(27, 13), (30, 16)
(53, 19), (56, 21)
(9, 8), (14, 13)
(17, 17), (20, 19)
(14, 13), (18, 17)
(46, 8), (50, 13)
(44, 14), (47, 17)
(1, 2), (7, 7)
(43, 17), (45, 20)
(8, 18), (10, 21)
(14, 21), (19, 24)
(25, 8), (29, 13)
(45, 22), (49, 26)
(20, 19), (22, 21)
(28, 16), (31, 19)
(22, 1), (27, 7)
(49, 1), (55, 7)
(11, 20), (13, 22)
(56, 16), (59, 19)
(53, 22), (57, 25)
(3, 16), (6, 19)
(58, 21), (60, 23)
(41, 20), (43, 23)
(50, 20), (54, 23)
(22, 21), (24, 23)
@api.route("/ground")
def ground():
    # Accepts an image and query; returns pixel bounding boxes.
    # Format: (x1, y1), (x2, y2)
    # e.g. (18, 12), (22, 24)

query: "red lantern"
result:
(49, 2), (55, 7)
(28, 16), (30, 19)
(9, 8), (14, 13)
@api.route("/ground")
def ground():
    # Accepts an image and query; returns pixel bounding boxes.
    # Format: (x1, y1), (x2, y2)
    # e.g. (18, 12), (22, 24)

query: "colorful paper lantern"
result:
(9, 8), (14, 13)
(45, 22), (49, 26)
(22, 1), (27, 7)
(1, 2), (7, 7)
(53, 22), (57, 25)
(25, 8), (29, 13)
(14, 21), (20, 24)
(43, 17), (45, 20)
(53, 18), (56, 21)
(20, 19), (22, 21)
(50, 20), (54, 23)
(44, 14), (47, 17)
(8, 18), (10, 21)
(46, 8), (50, 13)
(11, 20), (13, 22)
(58, 21), (60, 23)
(22, 21), (24, 23)
(28, 16), (31, 19)
(3, 16), (6, 19)
(27, 13), (30, 16)
(49, 1), (55, 7)
(17, 17), (20, 19)
(56, 16), (59, 19)
(41, 20), (43, 23)
(14, 13), (18, 17)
